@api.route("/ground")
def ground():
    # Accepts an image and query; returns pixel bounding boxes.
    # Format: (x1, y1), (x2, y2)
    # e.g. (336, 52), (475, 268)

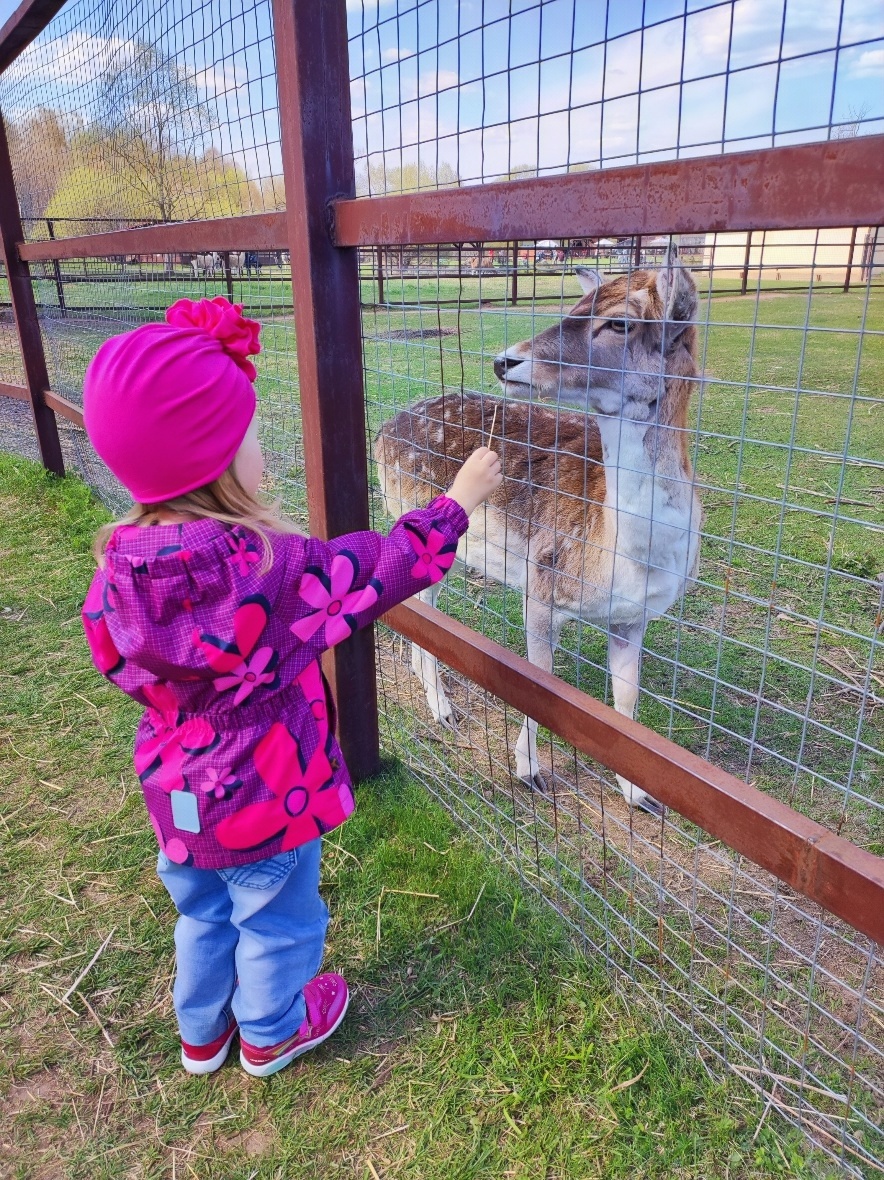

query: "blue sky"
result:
(1, 0), (881, 189)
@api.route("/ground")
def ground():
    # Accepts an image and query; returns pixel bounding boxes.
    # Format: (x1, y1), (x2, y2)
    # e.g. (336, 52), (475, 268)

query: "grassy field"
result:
(0, 455), (839, 1179)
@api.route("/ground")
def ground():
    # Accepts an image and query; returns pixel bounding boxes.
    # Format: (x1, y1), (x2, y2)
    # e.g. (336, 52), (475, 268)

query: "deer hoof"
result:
(634, 794), (665, 819)
(520, 771), (548, 793)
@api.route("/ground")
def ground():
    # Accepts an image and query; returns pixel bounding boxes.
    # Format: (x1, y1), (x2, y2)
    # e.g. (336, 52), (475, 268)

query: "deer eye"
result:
(607, 319), (629, 333)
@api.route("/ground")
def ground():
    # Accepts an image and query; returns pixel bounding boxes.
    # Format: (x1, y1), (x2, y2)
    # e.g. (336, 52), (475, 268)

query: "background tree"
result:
(258, 175), (286, 210)
(835, 102), (871, 138)
(356, 158), (458, 196)
(7, 109), (71, 220)
(97, 40), (219, 222)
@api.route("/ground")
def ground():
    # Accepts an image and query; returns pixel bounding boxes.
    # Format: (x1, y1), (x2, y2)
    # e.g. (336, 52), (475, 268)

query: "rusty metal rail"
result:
(334, 138), (884, 246)
(12, 137), (884, 265)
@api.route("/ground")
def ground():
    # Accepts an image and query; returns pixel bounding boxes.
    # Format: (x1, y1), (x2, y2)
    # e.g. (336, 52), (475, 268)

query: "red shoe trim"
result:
(240, 1023), (307, 1066)
(182, 1017), (237, 1061)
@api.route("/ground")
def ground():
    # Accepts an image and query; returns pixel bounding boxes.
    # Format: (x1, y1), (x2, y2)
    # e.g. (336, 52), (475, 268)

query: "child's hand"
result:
(446, 446), (503, 516)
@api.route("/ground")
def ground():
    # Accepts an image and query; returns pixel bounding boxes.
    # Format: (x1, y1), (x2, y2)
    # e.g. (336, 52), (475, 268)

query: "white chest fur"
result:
(595, 416), (699, 623)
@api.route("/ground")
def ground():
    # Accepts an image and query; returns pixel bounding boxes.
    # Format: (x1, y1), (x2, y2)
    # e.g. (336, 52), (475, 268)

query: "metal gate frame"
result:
(0, 0), (882, 945)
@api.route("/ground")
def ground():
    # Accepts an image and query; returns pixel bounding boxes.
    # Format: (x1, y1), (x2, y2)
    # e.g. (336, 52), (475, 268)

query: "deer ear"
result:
(574, 267), (602, 295)
(656, 243), (697, 342)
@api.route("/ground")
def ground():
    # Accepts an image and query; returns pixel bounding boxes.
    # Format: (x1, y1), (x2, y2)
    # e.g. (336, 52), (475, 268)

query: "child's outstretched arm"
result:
(281, 447), (502, 658)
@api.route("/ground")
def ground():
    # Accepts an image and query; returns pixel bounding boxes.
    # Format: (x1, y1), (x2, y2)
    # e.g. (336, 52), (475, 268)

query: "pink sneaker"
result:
(181, 1014), (238, 1075)
(239, 973), (349, 1078)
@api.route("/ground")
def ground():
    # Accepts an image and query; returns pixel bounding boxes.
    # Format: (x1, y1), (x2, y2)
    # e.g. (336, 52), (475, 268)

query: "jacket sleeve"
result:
(82, 567), (127, 680)
(280, 495), (470, 657)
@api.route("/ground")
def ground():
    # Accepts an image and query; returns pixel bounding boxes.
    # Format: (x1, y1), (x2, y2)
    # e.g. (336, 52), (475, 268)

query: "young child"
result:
(81, 296), (501, 1077)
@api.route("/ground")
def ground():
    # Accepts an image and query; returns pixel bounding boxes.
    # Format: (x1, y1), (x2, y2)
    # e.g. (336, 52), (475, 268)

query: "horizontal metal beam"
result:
(17, 138), (884, 264)
(335, 137), (884, 246)
(19, 212), (288, 262)
(0, 0), (66, 74)
(0, 379), (29, 401)
(383, 599), (884, 946)
(44, 389), (83, 426)
(1, 381), (85, 427)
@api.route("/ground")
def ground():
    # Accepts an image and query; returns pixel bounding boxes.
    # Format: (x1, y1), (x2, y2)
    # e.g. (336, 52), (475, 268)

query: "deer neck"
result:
(593, 378), (694, 537)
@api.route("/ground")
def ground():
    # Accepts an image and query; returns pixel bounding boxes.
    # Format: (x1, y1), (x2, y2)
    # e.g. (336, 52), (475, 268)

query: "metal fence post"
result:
(45, 218), (66, 317)
(0, 111), (63, 476)
(272, 0), (380, 781)
(740, 230), (752, 295)
(222, 250), (234, 298)
(843, 225), (857, 292)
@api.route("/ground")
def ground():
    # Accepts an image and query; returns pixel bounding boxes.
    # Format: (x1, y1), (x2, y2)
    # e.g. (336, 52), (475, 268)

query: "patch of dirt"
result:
(3, 1070), (60, 1119)
(215, 1123), (278, 1158)
(369, 327), (457, 341)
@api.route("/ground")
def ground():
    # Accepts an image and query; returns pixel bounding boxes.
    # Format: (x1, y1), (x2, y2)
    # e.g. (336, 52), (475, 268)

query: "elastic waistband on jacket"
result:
(167, 687), (301, 725)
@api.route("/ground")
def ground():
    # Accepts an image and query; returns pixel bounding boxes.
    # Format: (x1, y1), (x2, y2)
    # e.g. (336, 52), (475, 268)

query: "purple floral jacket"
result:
(82, 496), (469, 869)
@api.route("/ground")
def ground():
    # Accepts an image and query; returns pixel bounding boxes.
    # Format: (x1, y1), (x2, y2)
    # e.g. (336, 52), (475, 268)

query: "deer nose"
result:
(493, 352), (520, 381)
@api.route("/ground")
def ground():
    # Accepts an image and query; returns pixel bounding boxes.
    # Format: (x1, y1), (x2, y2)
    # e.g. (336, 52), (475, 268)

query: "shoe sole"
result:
(240, 992), (350, 1078)
(181, 1025), (238, 1075)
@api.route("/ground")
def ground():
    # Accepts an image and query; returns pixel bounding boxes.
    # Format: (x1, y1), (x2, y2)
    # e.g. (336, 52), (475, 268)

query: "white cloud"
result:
(382, 46), (415, 63)
(849, 48), (884, 78)
(13, 31), (136, 86)
(194, 62), (246, 98)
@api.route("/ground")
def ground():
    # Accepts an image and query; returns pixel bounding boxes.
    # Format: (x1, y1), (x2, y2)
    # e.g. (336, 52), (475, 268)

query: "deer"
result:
(374, 246), (702, 817)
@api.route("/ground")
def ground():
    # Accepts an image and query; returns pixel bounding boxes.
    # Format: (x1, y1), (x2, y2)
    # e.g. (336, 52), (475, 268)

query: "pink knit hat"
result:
(84, 297), (262, 503)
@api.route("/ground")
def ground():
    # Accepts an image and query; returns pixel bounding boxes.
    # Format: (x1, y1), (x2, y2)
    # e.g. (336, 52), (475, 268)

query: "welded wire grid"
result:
(348, 0), (883, 193)
(0, 0), (284, 236)
(0, 0), (882, 1173)
(362, 232), (883, 1172)
(351, 2), (884, 1173)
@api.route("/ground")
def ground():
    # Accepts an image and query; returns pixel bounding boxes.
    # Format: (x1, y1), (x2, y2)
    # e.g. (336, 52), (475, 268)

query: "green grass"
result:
(0, 455), (842, 1179)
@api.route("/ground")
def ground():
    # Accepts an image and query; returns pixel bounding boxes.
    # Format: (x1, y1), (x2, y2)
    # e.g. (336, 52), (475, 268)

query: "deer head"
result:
(493, 245), (698, 421)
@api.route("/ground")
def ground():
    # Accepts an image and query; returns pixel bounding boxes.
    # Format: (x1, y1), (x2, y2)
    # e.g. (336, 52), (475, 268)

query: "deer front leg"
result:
(515, 595), (564, 791)
(607, 623), (664, 818)
(410, 582), (455, 727)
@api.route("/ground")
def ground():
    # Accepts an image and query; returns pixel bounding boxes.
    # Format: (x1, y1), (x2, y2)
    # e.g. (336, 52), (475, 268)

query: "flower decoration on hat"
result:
(166, 296), (262, 381)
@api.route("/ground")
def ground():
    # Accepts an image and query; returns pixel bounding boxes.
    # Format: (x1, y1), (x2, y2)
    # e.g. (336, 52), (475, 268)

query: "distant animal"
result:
(190, 252), (221, 278)
(375, 246), (702, 817)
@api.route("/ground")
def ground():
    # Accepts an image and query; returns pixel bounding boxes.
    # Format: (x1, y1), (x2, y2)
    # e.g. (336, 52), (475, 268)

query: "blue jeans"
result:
(156, 839), (329, 1048)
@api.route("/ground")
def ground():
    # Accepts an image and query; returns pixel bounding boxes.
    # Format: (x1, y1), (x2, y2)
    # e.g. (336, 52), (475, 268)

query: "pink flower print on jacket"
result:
(214, 647), (277, 705)
(201, 767), (240, 800)
(216, 722), (334, 852)
(225, 529), (261, 577)
(295, 660), (330, 739)
(402, 522), (458, 584)
(82, 577), (125, 676)
(134, 683), (217, 794)
(290, 552), (382, 648)
(148, 810), (192, 866)
(193, 594), (279, 705)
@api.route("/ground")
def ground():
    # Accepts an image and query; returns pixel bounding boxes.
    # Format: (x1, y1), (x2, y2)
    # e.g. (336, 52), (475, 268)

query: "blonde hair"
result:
(94, 465), (304, 573)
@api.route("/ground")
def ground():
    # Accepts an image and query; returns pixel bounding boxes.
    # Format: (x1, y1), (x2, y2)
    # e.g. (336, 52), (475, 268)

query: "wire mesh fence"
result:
(1, 0), (882, 1174)
(347, 0), (884, 191)
(362, 237), (884, 1175)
